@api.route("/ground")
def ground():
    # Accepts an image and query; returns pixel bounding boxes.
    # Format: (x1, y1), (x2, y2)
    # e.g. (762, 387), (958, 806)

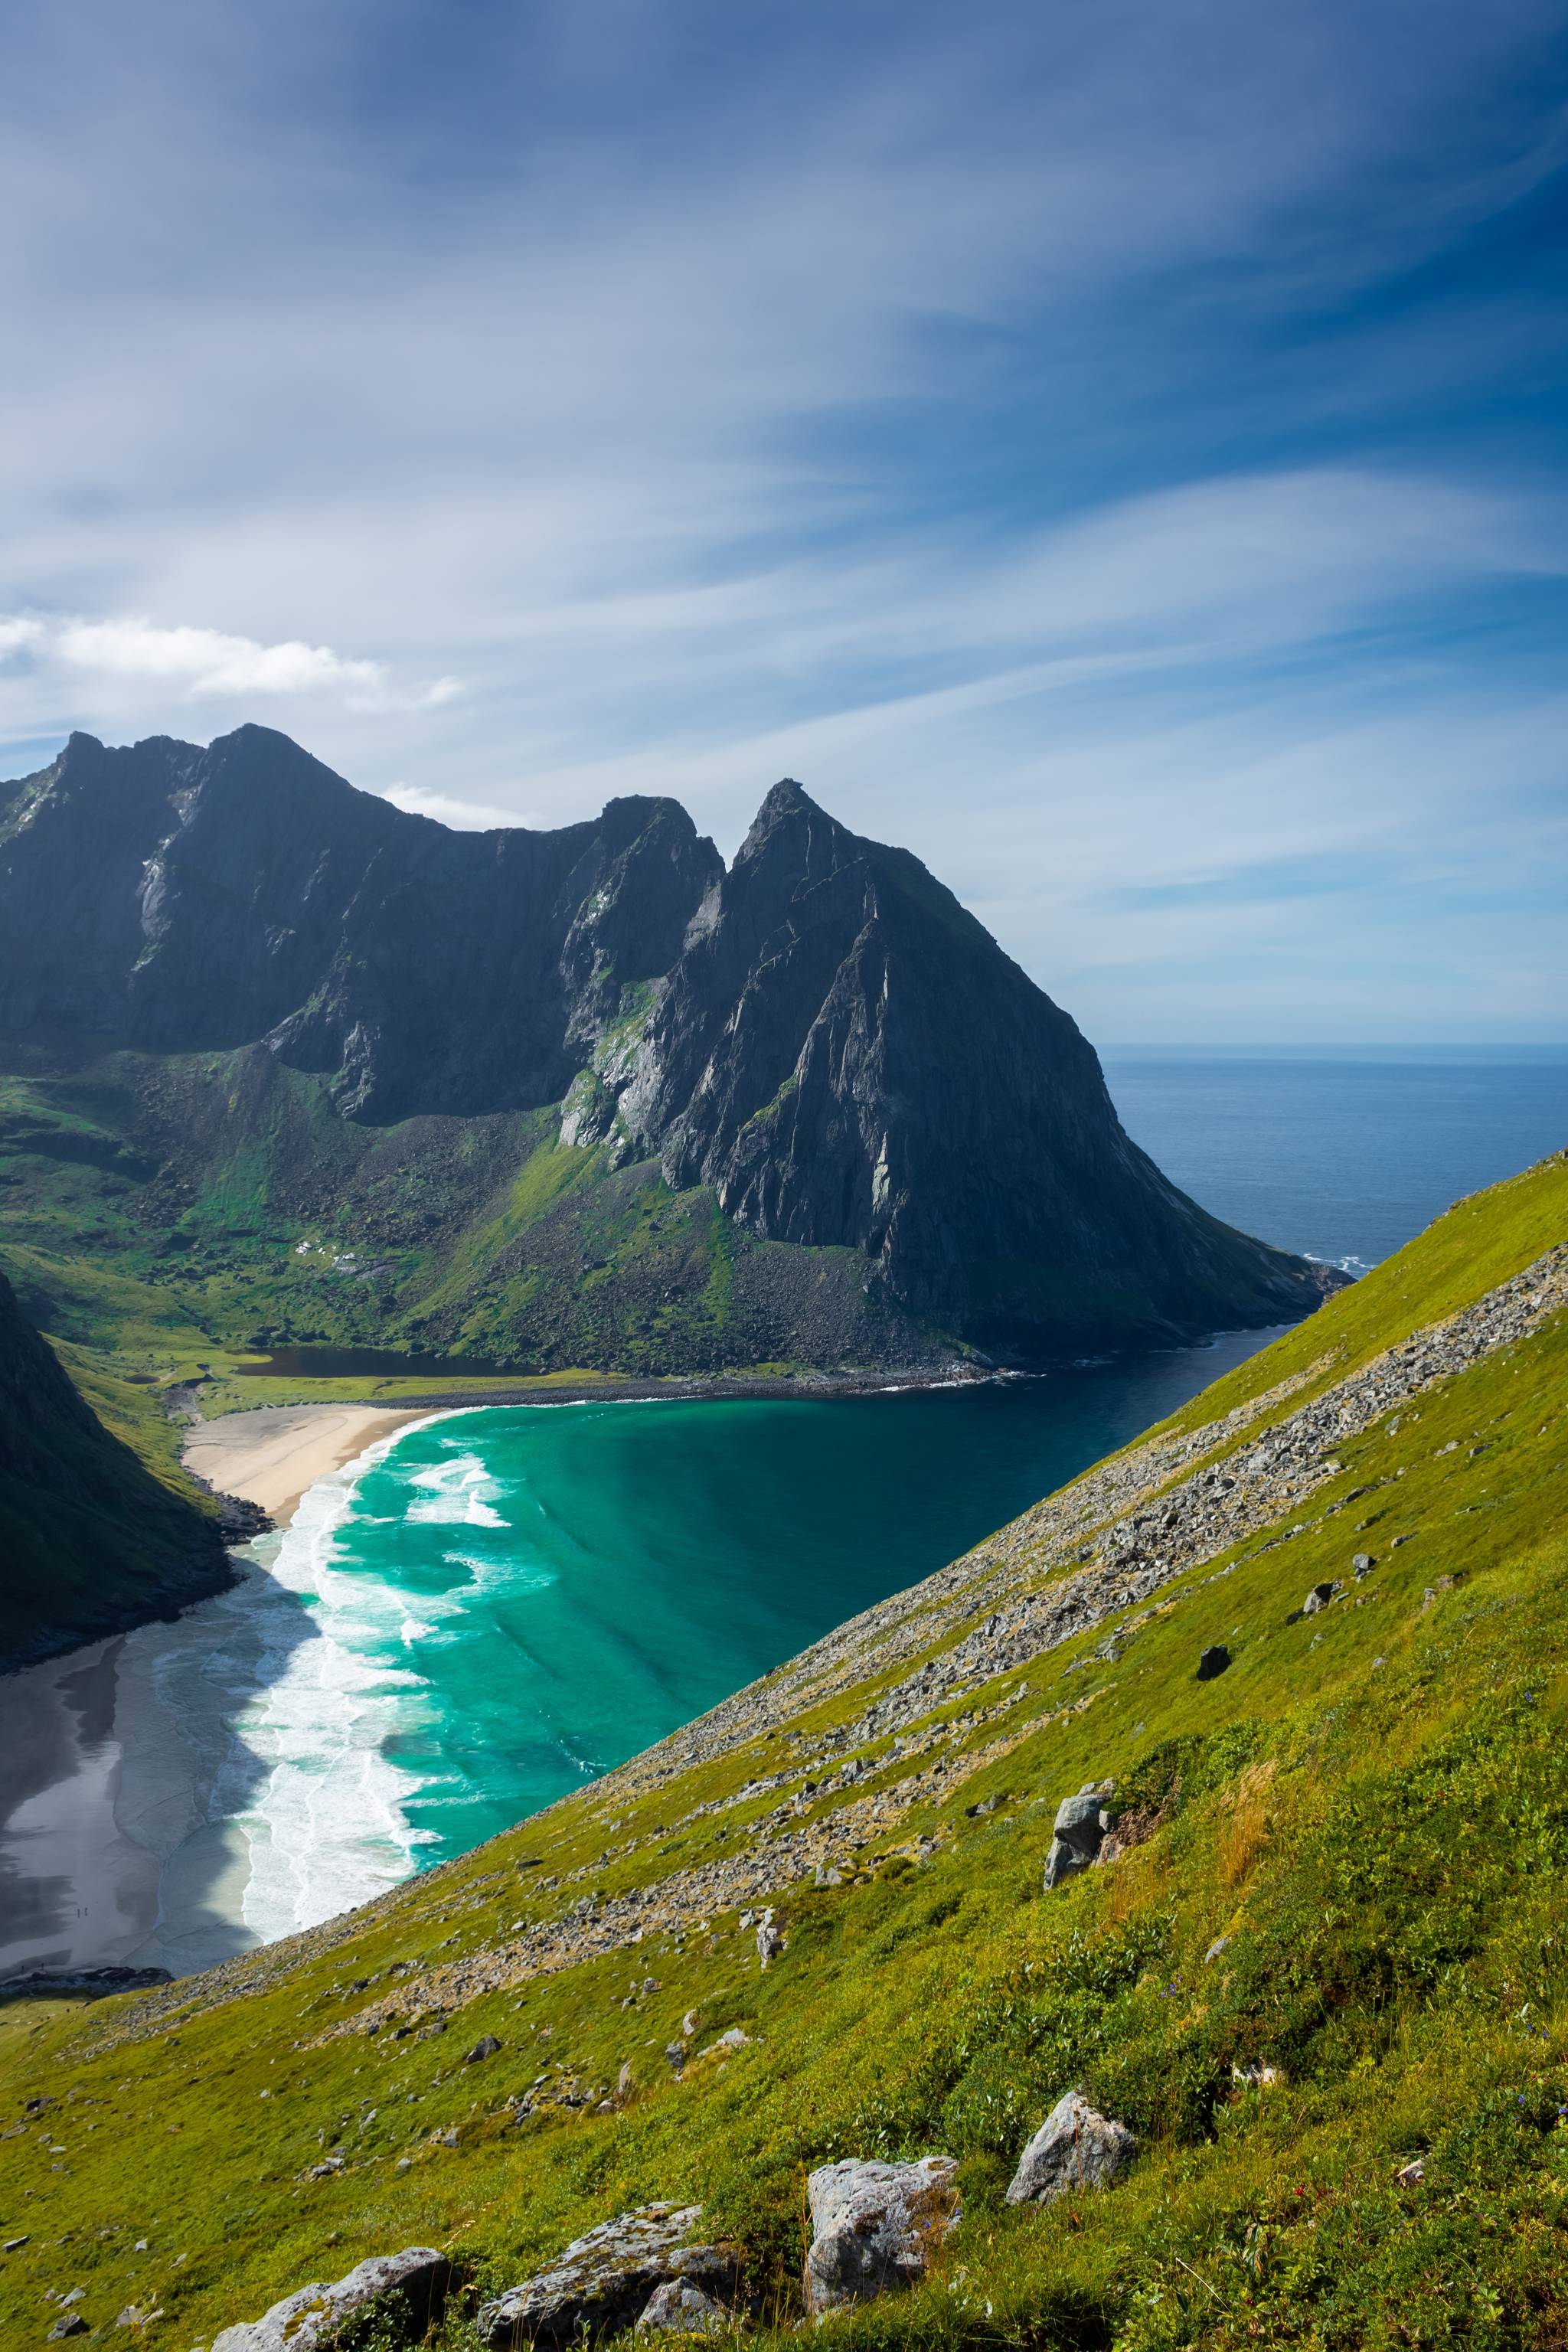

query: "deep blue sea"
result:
(3, 1047), (1563, 1975)
(1104, 1044), (1567, 1271)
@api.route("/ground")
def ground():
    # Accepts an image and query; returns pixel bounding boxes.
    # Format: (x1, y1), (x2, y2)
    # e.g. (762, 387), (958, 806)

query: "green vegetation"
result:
(2, 1157), (1564, 2347)
(0, 1037), (917, 1397)
(0, 1269), (227, 1666)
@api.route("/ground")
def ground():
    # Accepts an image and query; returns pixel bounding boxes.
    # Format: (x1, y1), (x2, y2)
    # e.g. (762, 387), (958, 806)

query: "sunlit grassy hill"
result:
(2, 1153), (1566, 2352)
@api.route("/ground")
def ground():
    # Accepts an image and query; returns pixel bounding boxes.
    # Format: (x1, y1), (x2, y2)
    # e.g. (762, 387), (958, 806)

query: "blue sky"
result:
(2, 0), (1565, 1040)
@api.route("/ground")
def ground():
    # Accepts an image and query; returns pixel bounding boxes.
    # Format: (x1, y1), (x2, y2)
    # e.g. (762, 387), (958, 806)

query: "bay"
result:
(3, 1044), (1562, 1978)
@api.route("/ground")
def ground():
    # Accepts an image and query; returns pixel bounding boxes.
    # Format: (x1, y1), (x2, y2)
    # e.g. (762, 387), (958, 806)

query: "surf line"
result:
(229, 1406), (490, 1942)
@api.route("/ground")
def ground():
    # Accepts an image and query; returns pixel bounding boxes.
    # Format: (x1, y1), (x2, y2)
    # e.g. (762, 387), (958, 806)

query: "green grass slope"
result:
(2, 1155), (1566, 2351)
(0, 1266), (230, 1669)
(0, 1035), (930, 1382)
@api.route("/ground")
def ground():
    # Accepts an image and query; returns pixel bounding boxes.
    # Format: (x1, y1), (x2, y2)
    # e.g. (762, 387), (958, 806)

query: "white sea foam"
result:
(224, 1410), (478, 1945)
(405, 1451), (507, 1527)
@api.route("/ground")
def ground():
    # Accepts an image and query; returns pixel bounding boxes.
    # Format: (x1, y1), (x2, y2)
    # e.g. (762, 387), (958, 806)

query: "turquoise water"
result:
(243, 1330), (1275, 1935)
(213, 1044), (1568, 1941)
(5, 1046), (1561, 1972)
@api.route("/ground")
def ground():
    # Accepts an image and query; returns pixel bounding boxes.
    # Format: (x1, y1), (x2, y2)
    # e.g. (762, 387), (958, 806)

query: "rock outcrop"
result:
(635, 2281), (727, 2334)
(804, 2156), (961, 2313)
(211, 2248), (449, 2352)
(477, 2206), (741, 2348)
(0, 727), (719, 1124)
(1043, 1786), (1114, 1888)
(616, 780), (1324, 1356)
(1006, 2092), (1136, 2203)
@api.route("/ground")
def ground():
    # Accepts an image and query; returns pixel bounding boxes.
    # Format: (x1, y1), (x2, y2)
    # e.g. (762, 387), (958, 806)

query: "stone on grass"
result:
(1006, 2092), (1135, 2205)
(756, 1911), (785, 1969)
(477, 2205), (740, 2350)
(1351, 1553), (1375, 1578)
(464, 2036), (501, 2065)
(47, 2318), (88, 2341)
(635, 2281), (727, 2334)
(804, 2155), (961, 2314)
(211, 2248), (449, 2352)
(1196, 1645), (1230, 1681)
(1043, 1786), (1112, 1889)
(1302, 1582), (1340, 1616)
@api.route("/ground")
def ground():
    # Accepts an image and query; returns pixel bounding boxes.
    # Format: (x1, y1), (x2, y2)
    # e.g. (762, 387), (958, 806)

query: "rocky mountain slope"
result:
(0, 1266), (234, 1668)
(0, 727), (1325, 1370)
(2, 1152), (1563, 2352)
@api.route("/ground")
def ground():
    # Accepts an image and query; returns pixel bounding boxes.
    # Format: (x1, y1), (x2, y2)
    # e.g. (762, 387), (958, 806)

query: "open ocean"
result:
(2, 1046), (1563, 1978)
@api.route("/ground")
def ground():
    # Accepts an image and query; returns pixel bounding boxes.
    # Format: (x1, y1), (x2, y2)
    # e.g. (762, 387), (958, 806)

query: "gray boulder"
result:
(211, 2249), (449, 2352)
(477, 2206), (740, 2349)
(635, 2281), (727, 2334)
(1006, 2092), (1135, 2204)
(1043, 1786), (1112, 1889)
(804, 2155), (961, 2314)
(1302, 1582), (1340, 1616)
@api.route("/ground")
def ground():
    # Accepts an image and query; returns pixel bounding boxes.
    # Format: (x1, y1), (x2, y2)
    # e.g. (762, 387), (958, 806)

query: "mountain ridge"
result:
(0, 725), (1328, 1370)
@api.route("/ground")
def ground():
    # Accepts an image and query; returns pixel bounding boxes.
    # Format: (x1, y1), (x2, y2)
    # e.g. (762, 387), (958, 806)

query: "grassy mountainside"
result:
(2, 1154), (1565, 2352)
(0, 1266), (230, 1668)
(0, 1035), (939, 1380)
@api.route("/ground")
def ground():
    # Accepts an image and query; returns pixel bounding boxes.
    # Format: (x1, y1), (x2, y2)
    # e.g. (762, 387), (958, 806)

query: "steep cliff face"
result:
(0, 727), (721, 1119)
(0, 1268), (231, 1668)
(0, 729), (1326, 1362)
(619, 782), (1318, 1351)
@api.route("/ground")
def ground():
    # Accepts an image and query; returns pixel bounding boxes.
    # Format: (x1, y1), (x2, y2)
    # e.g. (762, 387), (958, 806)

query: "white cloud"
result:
(0, 612), (460, 711)
(380, 781), (534, 830)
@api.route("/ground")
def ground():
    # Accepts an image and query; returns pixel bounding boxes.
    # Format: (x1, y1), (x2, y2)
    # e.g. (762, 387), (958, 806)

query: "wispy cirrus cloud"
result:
(0, 0), (1563, 1036)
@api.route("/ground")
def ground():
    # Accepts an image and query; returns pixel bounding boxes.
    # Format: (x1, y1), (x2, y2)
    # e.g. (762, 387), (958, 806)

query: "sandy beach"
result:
(182, 1403), (436, 1526)
(2, 1406), (442, 1980)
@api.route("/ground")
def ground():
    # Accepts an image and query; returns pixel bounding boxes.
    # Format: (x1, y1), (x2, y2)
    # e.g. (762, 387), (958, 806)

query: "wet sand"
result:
(0, 1612), (270, 1981)
(183, 1403), (433, 1527)
(3, 1409), (443, 1981)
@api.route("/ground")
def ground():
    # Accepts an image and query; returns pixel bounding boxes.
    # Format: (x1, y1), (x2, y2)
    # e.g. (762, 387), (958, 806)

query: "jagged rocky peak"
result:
(0, 725), (722, 1120)
(0, 727), (1328, 1357)
(611, 778), (1318, 1351)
